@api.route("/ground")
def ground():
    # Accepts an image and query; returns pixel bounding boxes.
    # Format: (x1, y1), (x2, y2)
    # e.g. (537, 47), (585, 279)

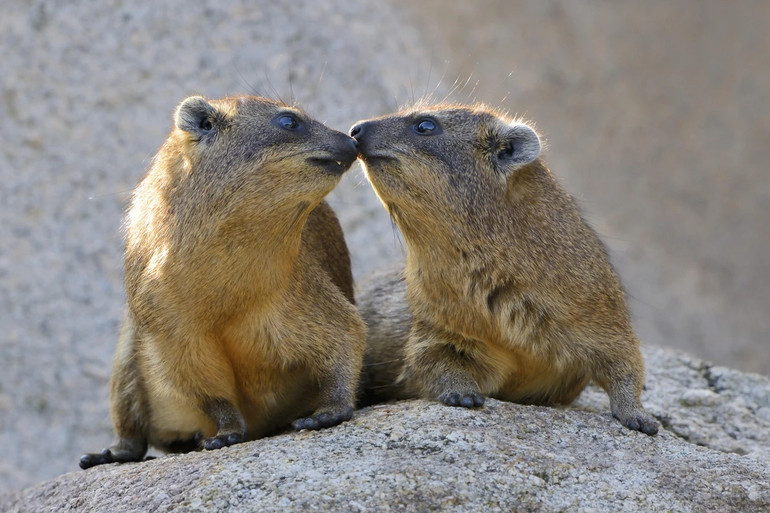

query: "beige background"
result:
(0, 0), (767, 495)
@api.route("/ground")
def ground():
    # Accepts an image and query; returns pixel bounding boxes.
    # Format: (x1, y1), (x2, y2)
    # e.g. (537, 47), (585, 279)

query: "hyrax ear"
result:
(174, 96), (217, 136)
(498, 122), (541, 168)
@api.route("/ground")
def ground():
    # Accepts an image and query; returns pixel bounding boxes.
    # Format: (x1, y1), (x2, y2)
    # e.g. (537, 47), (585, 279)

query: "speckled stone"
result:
(2, 389), (768, 512)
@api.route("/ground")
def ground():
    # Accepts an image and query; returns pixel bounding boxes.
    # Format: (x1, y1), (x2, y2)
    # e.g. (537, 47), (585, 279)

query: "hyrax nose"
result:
(349, 122), (366, 140)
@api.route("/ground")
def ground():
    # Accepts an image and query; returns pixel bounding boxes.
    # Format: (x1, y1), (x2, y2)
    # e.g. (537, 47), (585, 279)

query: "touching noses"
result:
(349, 122), (366, 140)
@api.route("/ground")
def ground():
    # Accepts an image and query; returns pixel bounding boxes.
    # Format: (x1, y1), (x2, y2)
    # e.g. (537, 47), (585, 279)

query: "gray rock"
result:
(2, 346), (769, 512)
(576, 346), (770, 461)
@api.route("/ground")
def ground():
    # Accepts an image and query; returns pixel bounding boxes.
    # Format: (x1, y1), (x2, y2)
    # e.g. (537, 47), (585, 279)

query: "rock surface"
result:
(2, 347), (769, 513)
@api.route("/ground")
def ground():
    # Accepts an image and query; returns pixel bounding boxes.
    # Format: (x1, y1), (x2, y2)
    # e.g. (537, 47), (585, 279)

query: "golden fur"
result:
(352, 104), (658, 435)
(80, 95), (365, 468)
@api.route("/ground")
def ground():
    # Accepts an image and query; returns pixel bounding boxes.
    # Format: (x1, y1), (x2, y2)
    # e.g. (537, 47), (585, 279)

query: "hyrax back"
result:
(80, 95), (365, 469)
(351, 104), (658, 435)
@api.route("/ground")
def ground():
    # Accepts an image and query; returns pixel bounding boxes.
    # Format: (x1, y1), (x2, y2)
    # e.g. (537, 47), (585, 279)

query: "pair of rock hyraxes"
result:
(80, 95), (658, 469)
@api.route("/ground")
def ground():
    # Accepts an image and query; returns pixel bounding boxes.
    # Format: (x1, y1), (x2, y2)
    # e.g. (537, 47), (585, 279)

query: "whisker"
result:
(426, 60), (450, 105)
(362, 358), (405, 367)
(233, 61), (264, 98)
(263, 66), (284, 104)
(423, 44), (435, 103)
(364, 382), (399, 390)
(88, 189), (133, 200)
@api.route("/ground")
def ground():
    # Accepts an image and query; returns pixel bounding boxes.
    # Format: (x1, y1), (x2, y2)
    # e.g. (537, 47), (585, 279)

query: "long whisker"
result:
(362, 358), (405, 367)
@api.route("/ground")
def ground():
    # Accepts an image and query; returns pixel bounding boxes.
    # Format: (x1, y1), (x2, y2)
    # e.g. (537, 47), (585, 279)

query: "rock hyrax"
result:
(80, 95), (366, 469)
(350, 104), (659, 435)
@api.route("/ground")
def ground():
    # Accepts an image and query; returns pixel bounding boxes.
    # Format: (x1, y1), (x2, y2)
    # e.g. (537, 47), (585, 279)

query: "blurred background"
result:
(1, 0), (767, 495)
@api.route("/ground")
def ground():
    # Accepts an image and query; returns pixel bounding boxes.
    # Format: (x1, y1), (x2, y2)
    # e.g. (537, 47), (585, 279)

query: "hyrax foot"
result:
(80, 449), (118, 469)
(614, 408), (659, 435)
(439, 390), (486, 408)
(203, 432), (244, 450)
(79, 439), (146, 469)
(292, 405), (354, 431)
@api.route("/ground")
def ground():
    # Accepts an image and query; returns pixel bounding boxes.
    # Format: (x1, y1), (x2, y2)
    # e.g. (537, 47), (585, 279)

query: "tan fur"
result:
(352, 104), (658, 435)
(81, 95), (365, 468)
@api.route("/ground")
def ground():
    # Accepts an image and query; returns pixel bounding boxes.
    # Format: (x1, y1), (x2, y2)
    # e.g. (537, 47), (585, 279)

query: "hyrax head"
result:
(168, 95), (358, 216)
(350, 105), (541, 243)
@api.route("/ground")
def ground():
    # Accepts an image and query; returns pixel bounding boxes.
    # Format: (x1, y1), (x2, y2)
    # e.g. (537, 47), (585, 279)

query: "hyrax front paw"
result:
(439, 390), (486, 408)
(79, 438), (146, 469)
(203, 432), (244, 450)
(615, 409), (659, 436)
(292, 405), (354, 431)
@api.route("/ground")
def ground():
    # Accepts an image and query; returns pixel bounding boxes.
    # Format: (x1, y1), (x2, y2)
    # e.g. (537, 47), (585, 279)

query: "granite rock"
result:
(2, 346), (769, 512)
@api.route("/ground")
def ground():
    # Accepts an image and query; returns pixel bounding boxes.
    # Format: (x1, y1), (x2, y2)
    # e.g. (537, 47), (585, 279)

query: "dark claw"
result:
(618, 411), (659, 436)
(440, 391), (485, 409)
(79, 450), (113, 470)
(639, 418), (659, 436)
(203, 432), (243, 451)
(292, 406), (353, 431)
(443, 392), (460, 406)
(292, 417), (319, 430)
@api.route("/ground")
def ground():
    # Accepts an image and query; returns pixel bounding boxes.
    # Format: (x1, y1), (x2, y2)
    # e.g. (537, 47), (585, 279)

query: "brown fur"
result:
(80, 95), (366, 469)
(352, 104), (659, 435)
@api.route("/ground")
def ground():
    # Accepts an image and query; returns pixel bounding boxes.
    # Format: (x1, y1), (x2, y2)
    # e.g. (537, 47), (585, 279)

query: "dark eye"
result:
(277, 115), (299, 131)
(497, 141), (514, 160)
(414, 118), (439, 135)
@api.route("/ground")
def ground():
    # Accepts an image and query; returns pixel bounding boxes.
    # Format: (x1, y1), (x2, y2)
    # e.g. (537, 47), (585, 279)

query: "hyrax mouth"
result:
(307, 148), (358, 176)
(306, 157), (354, 175)
(307, 137), (359, 175)
(357, 149), (401, 170)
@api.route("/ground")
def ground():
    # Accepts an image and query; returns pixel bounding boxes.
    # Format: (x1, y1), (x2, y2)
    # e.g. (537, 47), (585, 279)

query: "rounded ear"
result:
(174, 96), (217, 136)
(501, 122), (541, 167)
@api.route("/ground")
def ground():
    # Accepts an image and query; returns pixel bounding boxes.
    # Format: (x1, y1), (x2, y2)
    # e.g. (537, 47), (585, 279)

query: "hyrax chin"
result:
(80, 95), (366, 469)
(350, 104), (659, 435)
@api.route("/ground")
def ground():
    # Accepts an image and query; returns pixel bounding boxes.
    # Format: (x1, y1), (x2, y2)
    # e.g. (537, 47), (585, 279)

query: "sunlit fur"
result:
(354, 104), (658, 435)
(83, 95), (365, 467)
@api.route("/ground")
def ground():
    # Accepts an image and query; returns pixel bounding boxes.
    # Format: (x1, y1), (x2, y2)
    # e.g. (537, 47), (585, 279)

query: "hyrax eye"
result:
(414, 118), (440, 135)
(200, 118), (213, 131)
(275, 114), (300, 131)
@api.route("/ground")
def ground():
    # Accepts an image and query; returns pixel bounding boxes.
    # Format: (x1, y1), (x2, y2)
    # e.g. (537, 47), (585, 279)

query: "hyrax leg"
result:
(80, 315), (149, 469)
(292, 331), (363, 431)
(591, 340), (659, 435)
(403, 323), (485, 409)
(292, 368), (355, 430)
(169, 336), (246, 449)
(200, 398), (247, 450)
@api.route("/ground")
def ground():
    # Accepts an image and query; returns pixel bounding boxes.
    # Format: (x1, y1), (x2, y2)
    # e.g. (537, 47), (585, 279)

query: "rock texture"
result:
(2, 348), (769, 513)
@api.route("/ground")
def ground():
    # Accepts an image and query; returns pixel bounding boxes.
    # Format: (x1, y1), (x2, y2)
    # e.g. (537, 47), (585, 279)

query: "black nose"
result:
(348, 137), (359, 151)
(350, 123), (365, 139)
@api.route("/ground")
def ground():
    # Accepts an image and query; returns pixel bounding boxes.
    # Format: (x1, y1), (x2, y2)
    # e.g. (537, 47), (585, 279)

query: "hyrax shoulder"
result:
(80, 95), (365, 469)
(351, 104), (658, 435)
